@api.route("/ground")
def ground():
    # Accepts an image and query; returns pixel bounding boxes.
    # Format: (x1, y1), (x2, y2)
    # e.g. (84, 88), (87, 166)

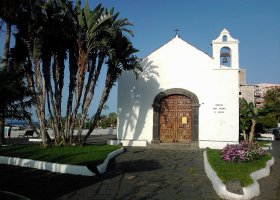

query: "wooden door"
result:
(160, 95), (192, 143)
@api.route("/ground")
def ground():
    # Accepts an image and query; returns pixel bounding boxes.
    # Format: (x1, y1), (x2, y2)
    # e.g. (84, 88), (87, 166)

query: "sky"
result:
(88, 0), (280, 113)
(1, 0), (280, 116)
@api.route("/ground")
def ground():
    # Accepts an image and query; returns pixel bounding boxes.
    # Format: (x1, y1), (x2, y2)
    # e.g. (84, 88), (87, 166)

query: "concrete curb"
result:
(203, 151), (275, 200)
(0, 190), (30, 200)
(97, 147), (124, 174)
(0, 147), (124, 176)
(261, 143), (272, 151)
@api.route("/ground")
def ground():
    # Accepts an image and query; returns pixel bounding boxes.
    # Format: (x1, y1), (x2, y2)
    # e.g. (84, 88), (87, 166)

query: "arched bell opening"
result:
(220, 46), (231, 67)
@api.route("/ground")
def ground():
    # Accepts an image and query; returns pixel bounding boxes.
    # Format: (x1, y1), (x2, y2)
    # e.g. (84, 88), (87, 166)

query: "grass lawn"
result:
(0, 144), (121, 166)
(206, 148), (272, 187)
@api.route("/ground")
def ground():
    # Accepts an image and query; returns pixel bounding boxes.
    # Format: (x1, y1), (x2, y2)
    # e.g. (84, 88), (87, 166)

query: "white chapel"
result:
(112, 29), (240, 149)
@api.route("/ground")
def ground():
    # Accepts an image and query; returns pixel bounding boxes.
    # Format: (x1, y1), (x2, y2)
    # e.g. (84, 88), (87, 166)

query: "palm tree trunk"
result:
(42, 53), (60, 139)
(24, 59), (38, 136)
(46, 90), (59, 138)
(249, 119), (256, 142)
(65, 46), (78, 139)
(81, 67), (114, 145)
(70, 43), (87, 136)
(34, 58), (50, 146)
(53, 52), (64, 139)
(242, 130), (247, 142)
(81, 88), (110, 145)
(77, 54), (104, 138)
(0, 113), (5, 146)
(2, 22), (11, 69)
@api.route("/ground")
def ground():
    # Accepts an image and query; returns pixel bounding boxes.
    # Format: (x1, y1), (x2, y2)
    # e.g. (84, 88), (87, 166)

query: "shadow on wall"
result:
(118, 58), (161, 140)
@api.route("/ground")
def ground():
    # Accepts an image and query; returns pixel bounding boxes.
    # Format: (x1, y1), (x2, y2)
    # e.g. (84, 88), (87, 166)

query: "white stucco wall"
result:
(117, 35), (239, 149)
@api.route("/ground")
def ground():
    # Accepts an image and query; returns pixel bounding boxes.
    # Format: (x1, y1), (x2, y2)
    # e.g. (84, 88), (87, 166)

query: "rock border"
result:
(204, 151), (275, 200)
(0, 147), (124, 176)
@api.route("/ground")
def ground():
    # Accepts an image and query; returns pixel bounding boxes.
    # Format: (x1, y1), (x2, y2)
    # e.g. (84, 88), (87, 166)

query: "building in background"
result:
(254, 84), (280, 108)
(239, 73), (280, 108)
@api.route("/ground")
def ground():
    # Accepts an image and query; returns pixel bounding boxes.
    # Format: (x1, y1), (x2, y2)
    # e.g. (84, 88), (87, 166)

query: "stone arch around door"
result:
(152, 88), (199, 143)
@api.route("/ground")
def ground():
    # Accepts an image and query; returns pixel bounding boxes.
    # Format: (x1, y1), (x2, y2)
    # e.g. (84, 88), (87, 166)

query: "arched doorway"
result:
(152, 88), (199, 143)
(160, 95), (192, 143)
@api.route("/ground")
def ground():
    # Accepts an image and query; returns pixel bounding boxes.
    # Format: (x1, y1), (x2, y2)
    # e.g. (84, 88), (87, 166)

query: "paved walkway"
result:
(0, 140), (279, 200)
(56, 141), (280, 200)
(58, 146), (219, 200)
(254, 140), (280, 200)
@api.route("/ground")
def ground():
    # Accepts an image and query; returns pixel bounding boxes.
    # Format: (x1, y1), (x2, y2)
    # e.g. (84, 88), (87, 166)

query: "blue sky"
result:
(1, 0), (280, 115)
(87, 0), (280, 113)
(87, 0), (280, 84)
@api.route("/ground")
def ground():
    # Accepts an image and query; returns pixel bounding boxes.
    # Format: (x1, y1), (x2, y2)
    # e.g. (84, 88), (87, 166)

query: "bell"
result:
(220, 52), (230, 63)
(222, 56), (228, 63)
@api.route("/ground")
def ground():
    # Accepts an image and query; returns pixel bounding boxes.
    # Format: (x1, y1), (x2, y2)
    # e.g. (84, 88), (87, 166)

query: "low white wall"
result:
(9, 128), (117, 138)
(0, 156), (96, 176)
(108, 139), (147, 147)
(0, 147), (124, 176)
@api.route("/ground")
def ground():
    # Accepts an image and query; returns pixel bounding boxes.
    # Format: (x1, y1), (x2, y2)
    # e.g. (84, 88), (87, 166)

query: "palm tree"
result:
(248, 101), (259, 142)
(3, 0), (140, 146)
(239, 98), (251, 141)
(69, 1), (115, 139)
(0, 69), (33, 146)
(74, 6), (139, 141)
(0, 0), (35, 145)
(81, 31), (141, 145)
(239, 98), (259, 142)
(0, 0), (33, 69)
(12, 0), (74, 146)
(42, 0), (76, 143)
(0, 0), (16, 69)
(74, 6), (118, 138)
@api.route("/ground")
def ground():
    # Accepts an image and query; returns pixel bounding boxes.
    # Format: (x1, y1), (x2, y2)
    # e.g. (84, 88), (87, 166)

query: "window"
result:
(222, 35), (227, 42)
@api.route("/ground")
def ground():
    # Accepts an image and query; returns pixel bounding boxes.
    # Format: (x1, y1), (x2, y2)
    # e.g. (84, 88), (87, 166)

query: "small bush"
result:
(221, 141), (265, 162)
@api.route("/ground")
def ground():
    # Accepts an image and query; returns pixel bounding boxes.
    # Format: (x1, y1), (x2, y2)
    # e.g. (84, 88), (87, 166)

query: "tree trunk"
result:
(24, 59), (38, 136)
(2, 22), (11, 69)
(42, 52), (60, 139)
(34, 58), (50, 146)
(81, 69), (114, 145)
(0, 114), (5, 146)
(242, 130), (247, 142)
(64, 46), (78, 139)
(0, 25), (12, 145)
(53, 52), (64, 139)
(77, 54), (103, 138)
(81, 92), (108, 145)
(70, 44), (87, 136)
(249, 119), (256, 142)
(46, 91), (59, 138)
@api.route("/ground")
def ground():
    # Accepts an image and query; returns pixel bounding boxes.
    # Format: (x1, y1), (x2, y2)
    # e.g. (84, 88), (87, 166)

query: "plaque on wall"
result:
(182, 117), (188, 124)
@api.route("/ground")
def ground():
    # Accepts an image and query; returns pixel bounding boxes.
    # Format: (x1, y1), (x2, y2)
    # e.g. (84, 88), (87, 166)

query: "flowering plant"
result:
(221, 141), (265, 162)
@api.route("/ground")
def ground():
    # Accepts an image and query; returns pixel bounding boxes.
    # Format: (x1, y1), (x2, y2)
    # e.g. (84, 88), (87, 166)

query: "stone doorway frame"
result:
(152, 88), (199, 143)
